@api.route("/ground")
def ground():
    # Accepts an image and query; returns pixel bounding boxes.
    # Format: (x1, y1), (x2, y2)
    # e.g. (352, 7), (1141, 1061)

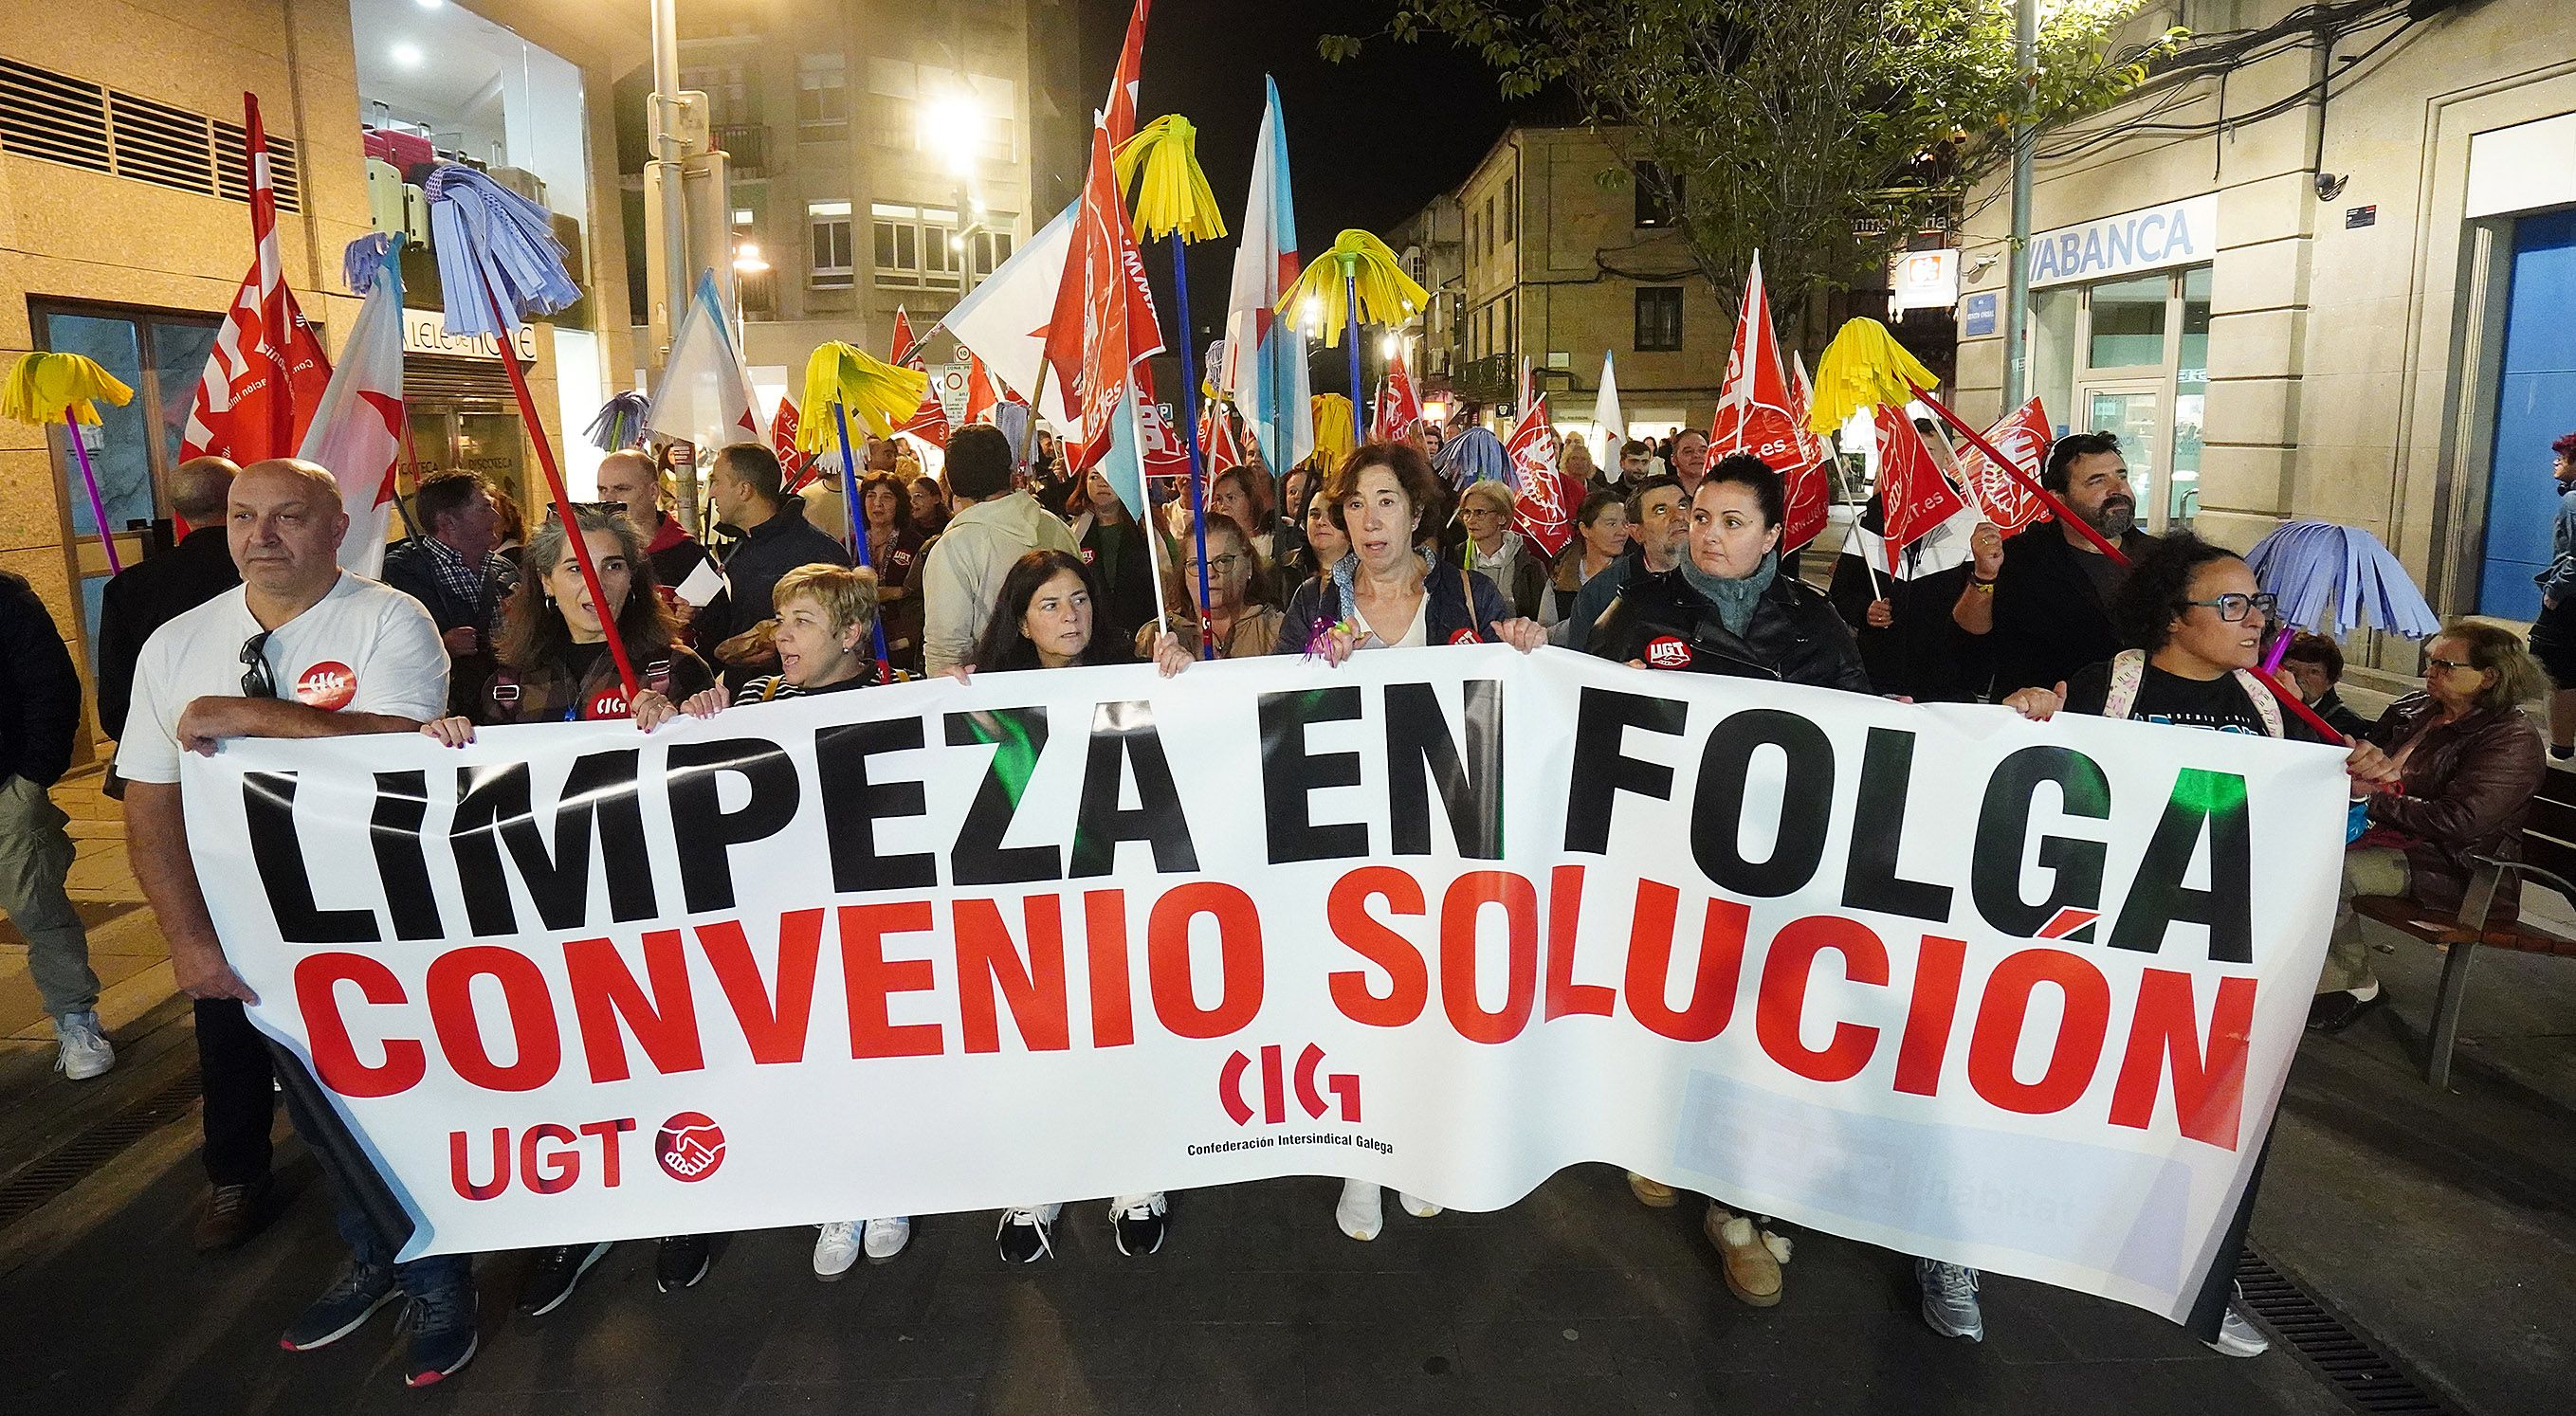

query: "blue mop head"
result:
(1435, 427), (1509, 489)
(421, 163), (579, 337)
(340, 232), (400, 295)
(584, 391), (652, 453)
(2243, 519), (2440, 639)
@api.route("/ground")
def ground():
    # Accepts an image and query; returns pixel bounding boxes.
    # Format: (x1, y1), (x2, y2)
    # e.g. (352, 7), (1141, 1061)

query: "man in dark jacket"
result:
(97, 457), (240, 746)
(699, 442), (852, 681)
(0, 570), (110, 1080)
(1953, 430), (2159, 696)
(1828, 497), (1989, 702)
(380, 469), (509, 711)
(1550, 475), (1686, 652)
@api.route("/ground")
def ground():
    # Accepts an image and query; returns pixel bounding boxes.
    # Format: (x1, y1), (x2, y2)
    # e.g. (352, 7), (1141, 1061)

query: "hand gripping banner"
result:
(182, 648), (2349, 1323)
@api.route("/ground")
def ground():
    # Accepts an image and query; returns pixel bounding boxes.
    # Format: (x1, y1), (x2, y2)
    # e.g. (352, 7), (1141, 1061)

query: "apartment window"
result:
(1635, 163), (1681, 229)
(1635, 286), (1683, 351)
(683, 64), (755, 128)
(1484, 195), (1496, 259)
(1500, 293), (1514, 355)
(923, 207), (960, 286)
(1501, 178), (1515, 246)
(798, 52), (849, 129)
(972, 226), (1016, 278)
(1466, 209), (1480, 271)
(810, 200), (854, 287)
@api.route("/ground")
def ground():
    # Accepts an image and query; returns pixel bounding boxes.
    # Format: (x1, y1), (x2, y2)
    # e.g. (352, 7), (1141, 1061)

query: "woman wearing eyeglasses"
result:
(417, 505), (719, 1310)
(1141, 513), (1282, 659)
(1456, 479), (1548, 621)
(1989, 533), (2399, 1362)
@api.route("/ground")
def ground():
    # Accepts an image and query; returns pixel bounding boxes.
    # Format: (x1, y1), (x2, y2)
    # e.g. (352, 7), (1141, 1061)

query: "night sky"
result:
(1070, 0), (1542, 349)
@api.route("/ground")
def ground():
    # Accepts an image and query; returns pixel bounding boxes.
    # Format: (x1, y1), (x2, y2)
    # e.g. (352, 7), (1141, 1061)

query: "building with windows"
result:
(1953, 0), (2576, 658)
(1405, 125), (1729, 445)
(0, 0), (640, 754)
(643, 0), (1084, 407)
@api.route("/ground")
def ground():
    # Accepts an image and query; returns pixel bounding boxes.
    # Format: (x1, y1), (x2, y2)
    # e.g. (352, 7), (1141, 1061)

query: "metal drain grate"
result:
(0, 1067), (202, 1230)
(2238, 1244), (2453, 1414)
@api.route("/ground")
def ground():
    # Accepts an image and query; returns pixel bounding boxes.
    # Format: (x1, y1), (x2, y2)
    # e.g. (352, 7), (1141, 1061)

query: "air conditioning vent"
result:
(0, 59), (300, 212)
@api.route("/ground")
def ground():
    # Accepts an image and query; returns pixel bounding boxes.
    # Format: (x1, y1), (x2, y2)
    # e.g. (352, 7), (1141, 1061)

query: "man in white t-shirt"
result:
(118, 459), (477, 1389)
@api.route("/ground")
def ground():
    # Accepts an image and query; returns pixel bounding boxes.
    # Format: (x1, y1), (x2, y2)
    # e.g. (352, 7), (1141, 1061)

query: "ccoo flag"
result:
(1219, 77), (1312, 476)
(888, 307), (953, 448)
(1711, 253), (1829, 552)
(1874, 404), (1969, 572)
(183, 93), (331, 464)
(1373, 352), (1424, 443)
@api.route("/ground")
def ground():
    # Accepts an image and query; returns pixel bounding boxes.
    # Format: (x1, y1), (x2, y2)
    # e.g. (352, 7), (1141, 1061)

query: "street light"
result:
(733, 242), (769, 274)
(922, 92), (983, 178)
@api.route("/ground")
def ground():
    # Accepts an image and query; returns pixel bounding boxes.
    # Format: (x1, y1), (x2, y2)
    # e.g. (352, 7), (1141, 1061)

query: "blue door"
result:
(2479, 208), (2576, 619)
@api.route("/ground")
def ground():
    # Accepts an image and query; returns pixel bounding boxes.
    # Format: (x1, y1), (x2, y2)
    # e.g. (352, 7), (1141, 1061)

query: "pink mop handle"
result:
(64, 415), (122, 574)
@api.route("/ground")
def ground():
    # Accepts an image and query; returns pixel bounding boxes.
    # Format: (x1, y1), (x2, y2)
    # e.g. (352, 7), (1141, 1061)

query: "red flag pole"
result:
(1904, 379), (2345, 743)
(479, 281), (640, 701)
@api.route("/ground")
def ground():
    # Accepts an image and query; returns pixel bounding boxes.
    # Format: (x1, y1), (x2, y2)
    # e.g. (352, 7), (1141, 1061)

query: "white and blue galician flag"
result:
(643, 270), (760, 454)
(1219, 76), (1312, 476)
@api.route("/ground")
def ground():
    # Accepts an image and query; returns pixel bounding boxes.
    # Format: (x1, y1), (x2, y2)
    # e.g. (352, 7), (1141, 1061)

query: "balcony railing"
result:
(717, 124), (769, 179)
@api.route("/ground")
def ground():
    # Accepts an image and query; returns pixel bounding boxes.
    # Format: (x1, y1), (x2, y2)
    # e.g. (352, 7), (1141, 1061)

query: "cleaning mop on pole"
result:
(2243, 520), (2440, 673)
(1275, 229), (1426, 408)
(795, 340), (929, 675)
(4, 353), (135, 572)
(585, 391), (652, 452)
(421, 161), (637, 699)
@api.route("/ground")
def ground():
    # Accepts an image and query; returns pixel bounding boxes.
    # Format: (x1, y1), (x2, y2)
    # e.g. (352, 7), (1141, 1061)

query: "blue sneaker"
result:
(279, 1262), (397, 1352)
(402, 1280), (479, 1389)
(1916, 1259), (1984, 1342)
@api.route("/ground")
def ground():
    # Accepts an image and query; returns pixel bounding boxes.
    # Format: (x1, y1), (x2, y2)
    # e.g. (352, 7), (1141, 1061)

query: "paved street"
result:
(3, 761), (2571, 1415)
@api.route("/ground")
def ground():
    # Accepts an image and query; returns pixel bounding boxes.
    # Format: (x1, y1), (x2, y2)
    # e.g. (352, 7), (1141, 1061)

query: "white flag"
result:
(296, 245), (403, 577)
(644, 271), (760, 454)
(1592, 352), (1625, 445)
(939, 205), (1077, 431)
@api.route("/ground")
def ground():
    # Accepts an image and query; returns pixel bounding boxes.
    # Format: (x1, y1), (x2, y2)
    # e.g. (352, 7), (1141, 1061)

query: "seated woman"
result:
(955, 550), (1189, 1262)
(418, 506), (717, 1311)
(2002, 534), (2400, 1361)
(1281, 441), (1546, 1244)
(1591, 453), (1870, 694)
(2311, 621), (2547, 1031)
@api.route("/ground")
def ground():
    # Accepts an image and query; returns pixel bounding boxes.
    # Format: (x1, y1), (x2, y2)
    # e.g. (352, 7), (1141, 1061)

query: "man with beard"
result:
(1952, 430), (2157, 696)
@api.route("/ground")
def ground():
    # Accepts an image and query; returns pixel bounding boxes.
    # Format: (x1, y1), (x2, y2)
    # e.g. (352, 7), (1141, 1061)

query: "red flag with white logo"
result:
(1710, 254), (1828, 552)
(888, 308), (952, 448)
(1373, 354), (1423, 442)
(1506, 381), (1580, 557)
(1200, 403), (1242, 477)
(771, 394), (816, 490)
(1955, 396), (2054, 536)
(182, 93), (331, 463)
(1875, 405), (1968, 572)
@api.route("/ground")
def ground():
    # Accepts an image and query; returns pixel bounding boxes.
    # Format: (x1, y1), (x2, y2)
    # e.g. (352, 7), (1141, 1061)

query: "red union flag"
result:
(182, 93), (330, 463)
(770, 395), (815, 490)
(888, 308), (952, 448)
(1200, 402), (1243, 477)
(1875, 404), (1968, 572)
(1710, 254), (1827, 551)
(1506, 383), (1579, 557)
(1047, 122), (1162, 476)
(1373, 354), (1424, 442)
(1957, 397), (2055, 536)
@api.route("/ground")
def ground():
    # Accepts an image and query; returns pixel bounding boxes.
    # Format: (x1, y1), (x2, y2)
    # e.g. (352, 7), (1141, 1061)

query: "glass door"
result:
(2075, 379), (2173, 532)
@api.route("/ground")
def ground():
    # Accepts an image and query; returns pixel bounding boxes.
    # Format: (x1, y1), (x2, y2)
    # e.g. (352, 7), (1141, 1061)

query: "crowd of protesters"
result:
(52, 398), (2565, 1389)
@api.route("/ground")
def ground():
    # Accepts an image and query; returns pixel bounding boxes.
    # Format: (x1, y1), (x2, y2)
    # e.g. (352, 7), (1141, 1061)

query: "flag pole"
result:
(831, 401), (896, 677)
(1340, 256), (1364, 409)
(63, 420), (122, 573)
(1128, 388), (1174, 641)
(478, 281), (639, 700)
(1170, 232), (1215, 658)
(1014, 360), (1052, 477)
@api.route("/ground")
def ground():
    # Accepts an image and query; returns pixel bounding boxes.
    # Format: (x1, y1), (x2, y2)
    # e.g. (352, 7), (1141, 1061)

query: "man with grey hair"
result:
(119, 459), (476, 1388)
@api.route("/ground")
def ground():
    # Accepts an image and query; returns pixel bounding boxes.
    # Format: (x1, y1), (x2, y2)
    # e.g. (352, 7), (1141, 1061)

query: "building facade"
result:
(1954, 0), (2576, 658)
(1408, 125), (1730, 445)
(1, 0), (640, 749)
(649, 0), (1082, 408)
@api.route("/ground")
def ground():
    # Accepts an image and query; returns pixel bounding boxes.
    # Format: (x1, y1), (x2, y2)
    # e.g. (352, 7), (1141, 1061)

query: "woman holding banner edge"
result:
(1280, 440), (1549, 1242)
(950, 549), (1193, 1261)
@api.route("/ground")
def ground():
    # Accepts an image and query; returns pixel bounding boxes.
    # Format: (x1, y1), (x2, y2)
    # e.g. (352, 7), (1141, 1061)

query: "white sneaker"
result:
(1335, 1178), (1383, 1241)
(862, 1216), (911, 1262)
(53, 1011), (113, 1081)
(1398, 1190), (1440, 1218)
(1111, 1193), (1168, 1256)
(996, 1205), (1058, 1263)
(813, 1221), (862, 1280)
(2205, 1299), (2271, 1357)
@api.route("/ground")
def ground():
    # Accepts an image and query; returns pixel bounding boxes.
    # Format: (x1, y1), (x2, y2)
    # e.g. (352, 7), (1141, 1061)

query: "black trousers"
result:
(2184, 1132), (2271, 1340)
(194, 998), (276, 1187)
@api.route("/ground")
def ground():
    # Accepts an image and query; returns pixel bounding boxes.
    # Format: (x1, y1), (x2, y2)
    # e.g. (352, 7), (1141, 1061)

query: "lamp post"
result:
(2001, 0), (2036, 408)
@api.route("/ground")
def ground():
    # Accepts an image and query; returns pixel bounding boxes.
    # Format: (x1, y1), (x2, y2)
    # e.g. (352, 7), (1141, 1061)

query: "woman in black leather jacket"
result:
(1590, 453), (1871, 694)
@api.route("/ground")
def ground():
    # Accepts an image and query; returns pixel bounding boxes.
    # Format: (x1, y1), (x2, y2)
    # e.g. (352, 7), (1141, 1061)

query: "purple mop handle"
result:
(64, 416), (122, 574)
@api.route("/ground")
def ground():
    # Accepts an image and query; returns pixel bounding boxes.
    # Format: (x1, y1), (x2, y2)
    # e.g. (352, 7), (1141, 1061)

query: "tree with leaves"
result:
(1325, 0), (2177, 324)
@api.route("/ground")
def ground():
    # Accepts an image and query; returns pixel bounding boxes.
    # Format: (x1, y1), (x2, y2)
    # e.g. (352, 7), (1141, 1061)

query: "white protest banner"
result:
(181, 647), (2348, 1323)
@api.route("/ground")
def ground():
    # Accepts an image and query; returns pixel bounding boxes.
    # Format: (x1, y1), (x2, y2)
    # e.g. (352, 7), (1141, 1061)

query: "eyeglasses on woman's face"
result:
(2182, 591), (2278, 623)
(1187, 553), (1244, 577)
